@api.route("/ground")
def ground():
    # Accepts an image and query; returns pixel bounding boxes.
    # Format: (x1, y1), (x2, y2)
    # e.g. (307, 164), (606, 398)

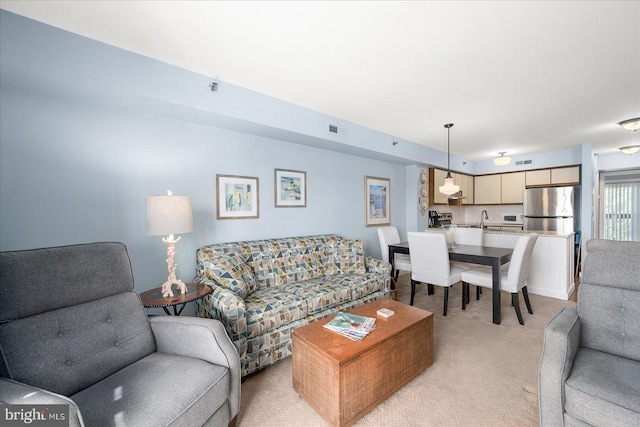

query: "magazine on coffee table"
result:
(323, 311), (376, 340)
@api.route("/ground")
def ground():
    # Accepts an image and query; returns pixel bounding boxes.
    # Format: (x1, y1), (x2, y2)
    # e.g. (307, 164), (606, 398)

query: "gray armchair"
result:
(0, 242), (240, 427)
(539, 239), (640, 426)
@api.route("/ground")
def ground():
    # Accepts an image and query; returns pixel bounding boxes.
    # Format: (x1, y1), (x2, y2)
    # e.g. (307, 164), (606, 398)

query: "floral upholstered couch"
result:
(194, 234), (391, 376)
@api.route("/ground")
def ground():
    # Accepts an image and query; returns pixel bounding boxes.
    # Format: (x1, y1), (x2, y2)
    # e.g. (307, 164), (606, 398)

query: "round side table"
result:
(139, 283), (212, 315)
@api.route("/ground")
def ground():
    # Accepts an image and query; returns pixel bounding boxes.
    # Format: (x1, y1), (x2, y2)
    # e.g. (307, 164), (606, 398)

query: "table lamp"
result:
(147, 190), (194, 297)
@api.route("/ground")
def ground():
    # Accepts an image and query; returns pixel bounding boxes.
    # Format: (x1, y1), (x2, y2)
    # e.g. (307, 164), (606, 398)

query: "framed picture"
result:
(365, 176), (390, 227)
(274, 169), (306, 207)
(216, 174), (259, 219)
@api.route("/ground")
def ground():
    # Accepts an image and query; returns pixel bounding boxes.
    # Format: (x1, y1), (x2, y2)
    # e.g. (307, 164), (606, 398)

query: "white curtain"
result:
(603, 178), (640, 241)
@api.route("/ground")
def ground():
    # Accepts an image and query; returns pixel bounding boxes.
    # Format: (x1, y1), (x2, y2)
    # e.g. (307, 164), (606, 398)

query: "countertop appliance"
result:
(428, 210), (452, 228)
(523, 186), (577, 233)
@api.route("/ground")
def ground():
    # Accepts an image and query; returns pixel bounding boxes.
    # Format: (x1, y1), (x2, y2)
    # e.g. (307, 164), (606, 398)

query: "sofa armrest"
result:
(365, 257), (391, 276)
(149, 316), (241, 418)
(0, 378), (84, 427)
(539, 307), (581, 427)
(196, 281), (247, 339)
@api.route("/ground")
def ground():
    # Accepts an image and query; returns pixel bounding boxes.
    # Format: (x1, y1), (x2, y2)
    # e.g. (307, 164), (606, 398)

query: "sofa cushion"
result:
(325, 239), (366, 276)
(244, 288), (308, 338)
(71, 352), (229, 426)
(323, 273), (386, 300)
(282, 278), (352, 315)
(203, 252), (257, 299)
(564, 348), (640, 426)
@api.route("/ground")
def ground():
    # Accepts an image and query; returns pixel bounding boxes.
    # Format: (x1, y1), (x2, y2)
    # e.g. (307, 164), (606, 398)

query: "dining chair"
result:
(377, 226), (412, 281)
(451, 227), (484, 302)
(407, 231), (467, 316)
(461, 233), (539, 325)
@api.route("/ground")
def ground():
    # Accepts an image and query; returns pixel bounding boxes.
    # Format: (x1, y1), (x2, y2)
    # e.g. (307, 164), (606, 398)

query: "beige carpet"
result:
(237, 274), (576, 426)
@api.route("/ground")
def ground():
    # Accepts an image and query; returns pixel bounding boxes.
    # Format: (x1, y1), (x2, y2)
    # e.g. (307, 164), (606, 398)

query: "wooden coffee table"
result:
(292, 298), (433, 427)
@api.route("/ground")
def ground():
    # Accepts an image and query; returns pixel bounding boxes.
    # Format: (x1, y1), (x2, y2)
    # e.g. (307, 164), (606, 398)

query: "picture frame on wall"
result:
(216, 174), (259, 219)
(274, 168), (306, 207)
(365, 176), (390, 227)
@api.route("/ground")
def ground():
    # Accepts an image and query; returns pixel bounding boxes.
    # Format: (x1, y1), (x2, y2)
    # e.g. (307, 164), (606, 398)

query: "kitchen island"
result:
(483, 229), (575, 300)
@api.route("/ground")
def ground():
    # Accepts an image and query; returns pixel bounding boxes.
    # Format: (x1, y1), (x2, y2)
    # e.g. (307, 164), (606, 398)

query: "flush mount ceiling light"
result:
(439, 123), (460, 196)
(619, 145), (640, 155)
(493, 151), (512, 166)
(618, 117), (640, 131)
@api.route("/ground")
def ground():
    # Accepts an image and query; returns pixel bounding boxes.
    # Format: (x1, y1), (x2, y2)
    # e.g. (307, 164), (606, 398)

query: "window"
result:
(599, 170), (640, 241)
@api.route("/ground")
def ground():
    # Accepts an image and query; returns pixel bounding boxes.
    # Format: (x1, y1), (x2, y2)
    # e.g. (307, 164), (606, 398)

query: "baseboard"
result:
(527, 286), (571, 301)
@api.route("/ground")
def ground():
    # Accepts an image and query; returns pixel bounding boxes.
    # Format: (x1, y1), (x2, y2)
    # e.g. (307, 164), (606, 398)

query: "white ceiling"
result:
(2, 1), (639, 162)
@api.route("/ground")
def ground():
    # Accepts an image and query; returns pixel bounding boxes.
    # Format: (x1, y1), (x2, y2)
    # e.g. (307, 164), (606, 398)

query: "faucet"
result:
(480, 210), (489, 228)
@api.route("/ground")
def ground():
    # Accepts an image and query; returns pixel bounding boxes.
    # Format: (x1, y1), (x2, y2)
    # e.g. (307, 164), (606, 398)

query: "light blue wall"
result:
(0, 83), (407, 294)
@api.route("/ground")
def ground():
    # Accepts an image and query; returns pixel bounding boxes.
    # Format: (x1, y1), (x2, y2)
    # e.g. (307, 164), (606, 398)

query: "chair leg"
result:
(476, 285), (481, 301)
(522, 286), (534, 314)
(428, 284), (434, 295)
(410, 279), (417, 306)
(512, 293), (524, 325)
(462, 282), (467, 310)
(443, 287), (449, 316)
(394, 270), (399, 281)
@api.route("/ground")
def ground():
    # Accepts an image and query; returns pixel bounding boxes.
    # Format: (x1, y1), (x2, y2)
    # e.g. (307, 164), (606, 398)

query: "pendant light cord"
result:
(445, 123), (453, 178)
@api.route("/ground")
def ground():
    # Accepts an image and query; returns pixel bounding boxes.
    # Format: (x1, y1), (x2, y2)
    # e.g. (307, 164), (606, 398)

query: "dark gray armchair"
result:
(0, 242), (240, 426)
(539, 239), (640, 426)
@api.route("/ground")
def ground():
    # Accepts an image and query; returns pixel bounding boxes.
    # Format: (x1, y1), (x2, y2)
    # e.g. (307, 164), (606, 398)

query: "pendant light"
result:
(439, 123), (460, 195)
(618, 117), (640, 131)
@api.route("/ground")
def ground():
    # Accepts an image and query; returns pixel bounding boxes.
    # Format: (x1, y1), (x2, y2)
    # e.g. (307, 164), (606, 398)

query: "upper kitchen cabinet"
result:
(429, 168), (474, 205)
(551, 166), (580, 185)
(526, 166), (580, 187)
(501, 171), (526, 204)
(474, 174), (502, 204)
(525, 169), (551, 186)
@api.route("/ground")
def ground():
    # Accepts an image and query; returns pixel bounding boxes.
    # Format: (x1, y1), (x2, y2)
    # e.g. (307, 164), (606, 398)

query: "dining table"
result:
(388, 242), (513, 325)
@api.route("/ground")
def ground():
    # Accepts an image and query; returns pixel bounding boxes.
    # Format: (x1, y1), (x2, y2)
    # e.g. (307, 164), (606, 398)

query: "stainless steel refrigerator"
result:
(523, 186), (577, 233)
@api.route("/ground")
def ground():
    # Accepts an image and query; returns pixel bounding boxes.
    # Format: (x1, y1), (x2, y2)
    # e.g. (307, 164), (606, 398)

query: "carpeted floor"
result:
(237, 274), (576, 426)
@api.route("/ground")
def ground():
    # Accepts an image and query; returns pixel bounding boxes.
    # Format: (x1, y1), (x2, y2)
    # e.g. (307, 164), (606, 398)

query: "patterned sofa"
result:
(194, 234), (391, 376)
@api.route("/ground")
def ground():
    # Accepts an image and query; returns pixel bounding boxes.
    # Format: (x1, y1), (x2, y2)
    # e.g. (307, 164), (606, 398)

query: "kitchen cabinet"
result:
(474, 174), (501, 204)
(525, 169), (550, 186)
(501, 172), (526, 204)
(429, 168), (474, 205)
(551, 166), (580, 185)
(526, 166), (580, 187)
(460, 173), (474, 205)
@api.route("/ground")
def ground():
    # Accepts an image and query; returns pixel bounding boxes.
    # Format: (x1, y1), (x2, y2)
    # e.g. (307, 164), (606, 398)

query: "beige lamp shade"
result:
(147, 192), (194, 236)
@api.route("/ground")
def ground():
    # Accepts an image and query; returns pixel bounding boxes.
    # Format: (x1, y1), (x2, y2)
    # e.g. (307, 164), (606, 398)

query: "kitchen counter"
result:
(448, 223), (573, 238)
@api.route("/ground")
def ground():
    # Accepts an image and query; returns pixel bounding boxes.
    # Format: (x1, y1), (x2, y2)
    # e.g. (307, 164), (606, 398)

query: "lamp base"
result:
(161, 278), (187, 298)
(160, 234), (187, 297)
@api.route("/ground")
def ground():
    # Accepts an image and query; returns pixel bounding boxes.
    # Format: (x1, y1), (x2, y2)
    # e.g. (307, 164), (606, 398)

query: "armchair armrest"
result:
(0, 378), (84, 427)
(539, 307), (581, 427)
(149, 316), (241, 418)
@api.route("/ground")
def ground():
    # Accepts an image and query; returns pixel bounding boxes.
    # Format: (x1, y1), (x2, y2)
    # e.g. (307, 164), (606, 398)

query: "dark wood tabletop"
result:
(139, 283), (212, 315)
(388, 242), (513, 324)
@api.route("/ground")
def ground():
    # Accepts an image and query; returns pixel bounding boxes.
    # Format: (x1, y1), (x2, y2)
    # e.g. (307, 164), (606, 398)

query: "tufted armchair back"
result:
(0, 242), (156, 396)
(579, 239), (640, 361)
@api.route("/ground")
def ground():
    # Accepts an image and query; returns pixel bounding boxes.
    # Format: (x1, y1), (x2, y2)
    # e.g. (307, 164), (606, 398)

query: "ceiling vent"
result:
(515, 160), (533, 165)
(328, 123), (348, 137)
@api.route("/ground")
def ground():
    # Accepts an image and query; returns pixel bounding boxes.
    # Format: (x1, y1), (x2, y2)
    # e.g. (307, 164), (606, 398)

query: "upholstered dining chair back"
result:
(377, 226), (412, 279)
(408, 232), (451, 287)
(377, 226), (402, 262)
(504, 233), (538, 293)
